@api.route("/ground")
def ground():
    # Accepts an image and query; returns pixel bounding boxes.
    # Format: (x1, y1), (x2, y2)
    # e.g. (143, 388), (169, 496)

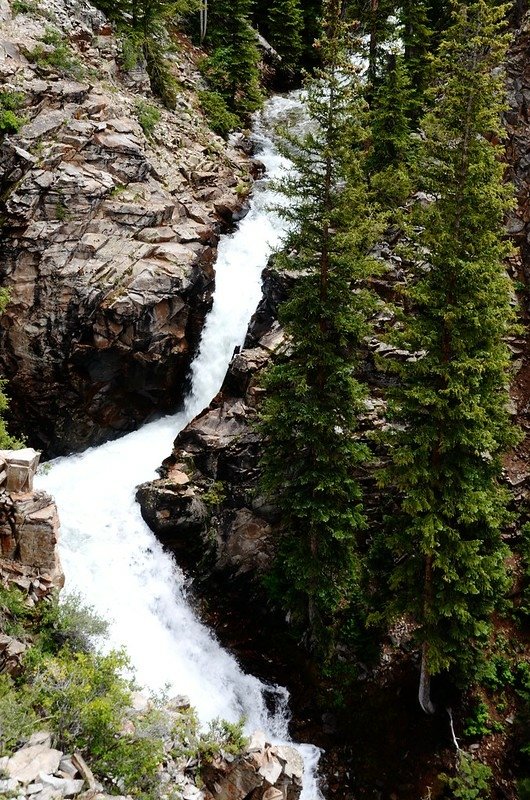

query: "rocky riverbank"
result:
(0, 0), (252, 455)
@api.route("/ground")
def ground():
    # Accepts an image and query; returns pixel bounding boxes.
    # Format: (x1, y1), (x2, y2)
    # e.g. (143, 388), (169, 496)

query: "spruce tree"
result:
(260, 0), (382, 657)
(202, 0), (262, 118)
(399, 0), (432, 122)
(266, 0), (304, 79)
(367, 51), (412, 207)
(379, 0), (516, 711)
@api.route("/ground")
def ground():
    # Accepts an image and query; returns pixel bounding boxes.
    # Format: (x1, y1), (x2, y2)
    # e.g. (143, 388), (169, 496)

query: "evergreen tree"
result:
(93, 0), (197, 107)
(202, 0), (262, 118)
(300, 0), (323, 69)
(266, 0), (305, 79)
(399, 0), (432, 121)
(367, 51), (412, 206)
(378, 0), (516, 711)
(260, 0), (382, 656)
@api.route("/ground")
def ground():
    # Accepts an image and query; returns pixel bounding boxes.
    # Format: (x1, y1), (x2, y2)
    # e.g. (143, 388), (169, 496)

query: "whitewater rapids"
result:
(36, 93), (323, 799)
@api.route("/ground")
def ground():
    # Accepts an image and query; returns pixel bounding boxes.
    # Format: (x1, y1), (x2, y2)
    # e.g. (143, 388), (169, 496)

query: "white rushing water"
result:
(36, 93), (323, 798)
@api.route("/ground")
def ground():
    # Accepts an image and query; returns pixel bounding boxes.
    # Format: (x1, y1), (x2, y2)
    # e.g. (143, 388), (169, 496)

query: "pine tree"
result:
(266, 0), (304, 79)
(93, 0), (197, 107)
(367, 51), (412, 206)
(260, 0), (382, 657)
(399, 0), (432, 121)
(378, 0), (517, 711)
(203, 0), (262, 118)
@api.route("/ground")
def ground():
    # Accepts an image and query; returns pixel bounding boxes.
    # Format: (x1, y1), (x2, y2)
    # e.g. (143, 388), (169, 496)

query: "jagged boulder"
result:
(201, 736), (303, 800)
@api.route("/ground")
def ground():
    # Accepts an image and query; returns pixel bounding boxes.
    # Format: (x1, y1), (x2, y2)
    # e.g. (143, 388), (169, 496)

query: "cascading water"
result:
(36, 93), (323, 799)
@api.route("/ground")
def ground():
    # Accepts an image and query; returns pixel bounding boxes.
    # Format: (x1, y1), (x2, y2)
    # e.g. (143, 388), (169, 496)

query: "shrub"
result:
(0, 676), (38, 756)
(134, 100), (161, 138)
(28, 28), (85, 79)
(11, 0), (37, 13)
(198, 91), (239, 138)
(463, 700), (491, 738)
(37, 592), (109, 654)
(439, 753), (492, 800)
(26, 648), (164, 794)
(0, 90), (26, 137)
(171, 709), (248, 767)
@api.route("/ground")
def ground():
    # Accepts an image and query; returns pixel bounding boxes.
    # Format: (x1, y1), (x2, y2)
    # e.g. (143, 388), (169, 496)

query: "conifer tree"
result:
(266, 0), (304, 79)
(367, 51), (412, 206)
(379, 0), (516, 712)
(399, 0), (432, 122)
(202, 0), (262, 118)
(260, 0), (382, 656)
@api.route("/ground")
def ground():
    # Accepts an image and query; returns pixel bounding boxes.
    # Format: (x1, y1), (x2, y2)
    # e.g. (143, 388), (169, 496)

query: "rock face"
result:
(137, 268), (292, 577)
(202, 735), (303, 800)
(0, 448), (63, 602)
(0, 0), (250, 455)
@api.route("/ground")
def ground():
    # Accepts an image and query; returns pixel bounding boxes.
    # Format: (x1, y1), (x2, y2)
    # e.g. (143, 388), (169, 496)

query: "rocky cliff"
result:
(0, 0), (251, 455)
(136, 267), (290, 579)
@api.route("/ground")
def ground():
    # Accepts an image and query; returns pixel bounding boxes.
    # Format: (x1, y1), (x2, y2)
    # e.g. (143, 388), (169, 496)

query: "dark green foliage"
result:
(265, 0), (305, 79)
(198, 90), (239, 136)
(345, 0), (396, 89)
(367, 52), (412, 207)
(463, 699), (491, 737)
(400, 0), (433, 121)
(378, 0), (516, 687)
(260, 0), (382, 658)
(202, 0), (263, 119)
(439, 752), (492, 800)
(93, 0), (196, 108)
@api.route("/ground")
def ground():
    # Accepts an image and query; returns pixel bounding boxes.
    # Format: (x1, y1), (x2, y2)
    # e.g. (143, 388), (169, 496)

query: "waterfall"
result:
(36, 92), (323, 799)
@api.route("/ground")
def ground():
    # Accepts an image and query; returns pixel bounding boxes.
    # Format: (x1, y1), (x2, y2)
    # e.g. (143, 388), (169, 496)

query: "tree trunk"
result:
(419, 641), (436, 714)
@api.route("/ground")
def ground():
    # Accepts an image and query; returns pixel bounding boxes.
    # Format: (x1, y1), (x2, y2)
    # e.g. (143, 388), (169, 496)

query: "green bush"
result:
(134, 100), (161, 138)
(0, 676), (38, 756)
(28, 28), (85, 79)
(198, 91), (239, 138)
(11, 0), (38, 13)
(463, 700), (491, 738)
(37, 592), (109, 654)
(439, 753), (492, 800)
(0, 91), (26, 137)
(171, 709), (248, 766)
(26, 648), (163, 794)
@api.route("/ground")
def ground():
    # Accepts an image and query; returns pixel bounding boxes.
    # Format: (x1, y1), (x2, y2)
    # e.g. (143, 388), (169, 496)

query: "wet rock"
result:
(137, 267), (290, 578)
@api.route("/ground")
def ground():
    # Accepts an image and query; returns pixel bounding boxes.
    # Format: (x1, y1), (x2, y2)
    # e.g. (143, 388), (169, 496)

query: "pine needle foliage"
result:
(400, 0), (433, 122)
(266, 0), (304, 78)
(378, 0), (517, 690)
(202, 0), (263, 119)
(259, 0), (383, 657)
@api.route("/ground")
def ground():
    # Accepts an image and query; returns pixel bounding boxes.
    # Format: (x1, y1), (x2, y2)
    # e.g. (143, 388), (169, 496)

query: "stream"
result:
(36, 92), (323, 798)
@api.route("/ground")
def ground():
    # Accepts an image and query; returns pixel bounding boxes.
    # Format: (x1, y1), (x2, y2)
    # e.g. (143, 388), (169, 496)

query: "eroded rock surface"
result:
(137, 268), (292, 577)
(0, 0), (250, 454)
